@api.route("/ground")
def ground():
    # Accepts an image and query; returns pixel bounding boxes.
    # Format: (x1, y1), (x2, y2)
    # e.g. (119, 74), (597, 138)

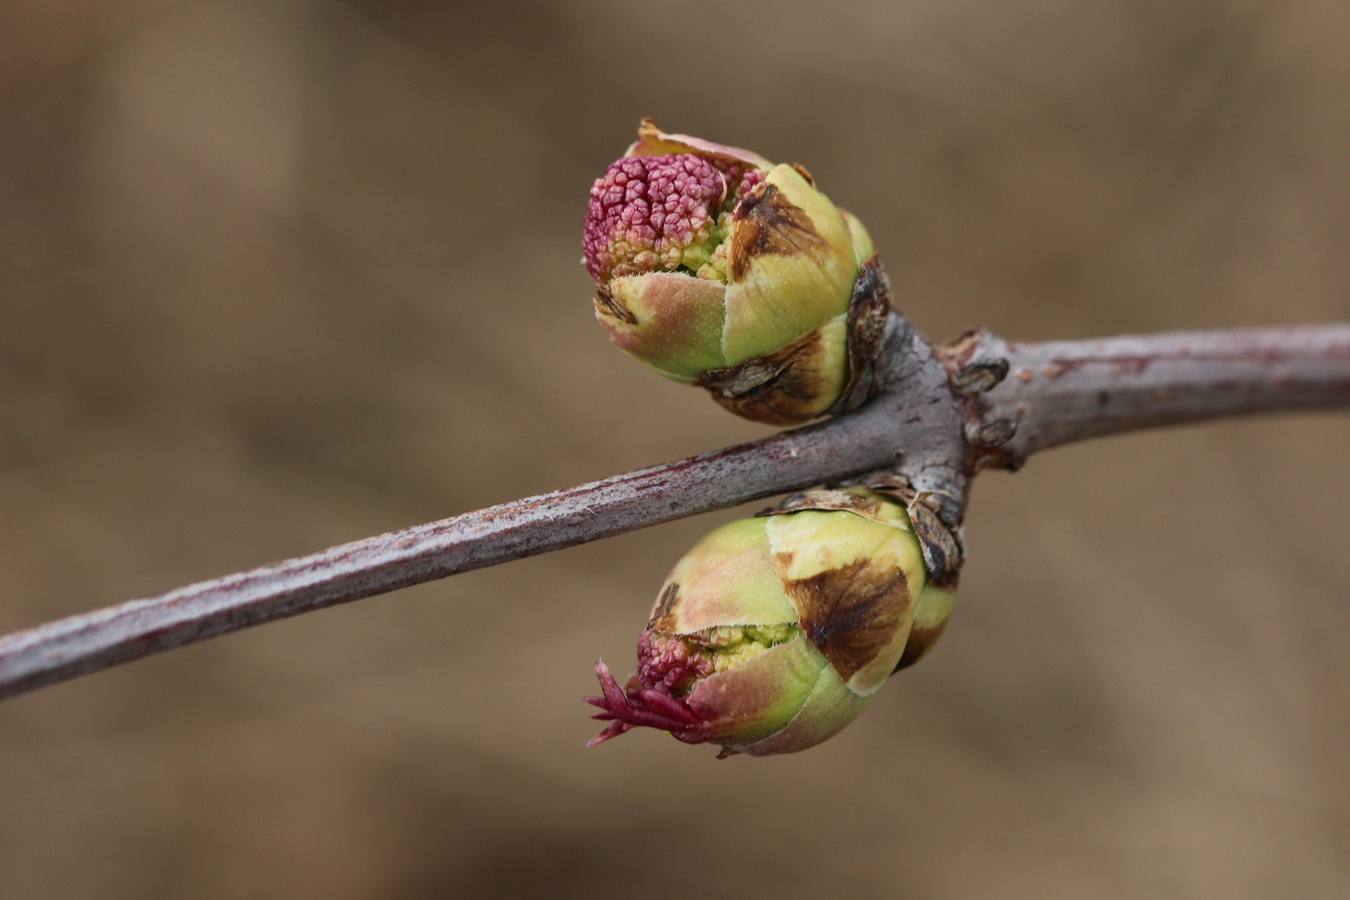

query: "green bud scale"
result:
(583, 120), (891, 425)
(585, 487), (955, 757)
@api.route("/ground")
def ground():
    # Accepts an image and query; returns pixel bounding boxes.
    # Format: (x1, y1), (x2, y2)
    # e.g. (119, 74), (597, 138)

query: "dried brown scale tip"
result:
(852, 472), (967, 588)
(585, 487), (957, 757)
(584, 120), (891, 425)
(694, 325), (839, 426)
(777, 554), (910, 685)
(831, 257), (893, 415)
(906, 502), (964, 589)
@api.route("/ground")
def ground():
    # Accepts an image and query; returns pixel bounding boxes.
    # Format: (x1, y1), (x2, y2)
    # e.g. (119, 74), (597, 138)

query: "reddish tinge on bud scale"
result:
(582, 119), (891, 426)
(585, 488), (955, 757)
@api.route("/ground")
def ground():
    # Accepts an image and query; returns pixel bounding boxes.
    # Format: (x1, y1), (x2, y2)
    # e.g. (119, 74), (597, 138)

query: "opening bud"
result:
(583, 120), (891, 425)
(585, 488), (955, 757)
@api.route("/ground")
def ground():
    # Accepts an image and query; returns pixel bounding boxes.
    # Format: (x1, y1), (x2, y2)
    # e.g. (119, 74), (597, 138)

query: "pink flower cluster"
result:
(583, 153), (725, 280)
(635, 629), (713, 696)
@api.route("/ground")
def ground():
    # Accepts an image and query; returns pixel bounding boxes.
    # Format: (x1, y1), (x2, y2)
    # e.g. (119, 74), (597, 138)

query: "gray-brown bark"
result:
(1, 317), (1346, 700)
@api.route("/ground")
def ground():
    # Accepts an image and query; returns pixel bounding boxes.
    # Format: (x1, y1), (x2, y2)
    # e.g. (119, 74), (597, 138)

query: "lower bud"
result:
(585, 488), (954, 757)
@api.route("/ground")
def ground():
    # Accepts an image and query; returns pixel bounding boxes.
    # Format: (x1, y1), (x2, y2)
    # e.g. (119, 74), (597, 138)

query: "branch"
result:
(1, 320), (1346, 700)
(957, 324), (1350, 462)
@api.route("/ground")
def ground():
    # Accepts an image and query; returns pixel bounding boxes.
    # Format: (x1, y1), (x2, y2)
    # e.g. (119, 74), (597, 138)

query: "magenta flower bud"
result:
(585, 488), (955, 757)
(583, 120), (891, 425)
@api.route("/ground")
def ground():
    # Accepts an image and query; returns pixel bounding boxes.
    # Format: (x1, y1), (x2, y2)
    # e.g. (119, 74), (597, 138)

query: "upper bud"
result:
(585, 488), (955, 757)
(583, 120), (891, 425)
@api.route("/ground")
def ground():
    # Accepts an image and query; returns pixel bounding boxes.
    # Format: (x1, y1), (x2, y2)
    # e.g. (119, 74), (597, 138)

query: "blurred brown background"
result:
(2, 0), (1348, 897)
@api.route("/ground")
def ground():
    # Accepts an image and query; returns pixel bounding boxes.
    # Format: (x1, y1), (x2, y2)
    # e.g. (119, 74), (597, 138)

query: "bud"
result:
(585, 487), (955, 757)
(583, 119), (891, 425)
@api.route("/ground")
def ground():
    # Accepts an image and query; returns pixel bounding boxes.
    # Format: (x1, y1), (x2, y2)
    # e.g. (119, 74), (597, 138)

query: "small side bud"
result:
(950, 357), (1011, 396)
(583, 120), (891, 425)
(584, 488), (955, 757)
